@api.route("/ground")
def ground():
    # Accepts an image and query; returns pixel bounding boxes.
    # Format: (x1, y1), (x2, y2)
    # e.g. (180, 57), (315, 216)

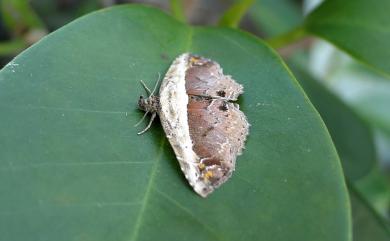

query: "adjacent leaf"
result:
(349, 185), (390, 241)
(290, 63), (376, 181)
(0, 5), (350, 241)
(248, 0), (303, 37)
(307, 39), (390, 222)
(354, 167), (390, 220)
(309, 42), (390, 137)
(305, 0), (390, 77)
(375, 131), (390, 172)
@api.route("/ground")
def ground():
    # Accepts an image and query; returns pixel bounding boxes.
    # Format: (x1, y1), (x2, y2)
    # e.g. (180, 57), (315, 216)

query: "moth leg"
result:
(150, 72), (161, 96)
(140, 80), (152, 96)
(134, 111), (149, 127)
(137, 112), (157, 135)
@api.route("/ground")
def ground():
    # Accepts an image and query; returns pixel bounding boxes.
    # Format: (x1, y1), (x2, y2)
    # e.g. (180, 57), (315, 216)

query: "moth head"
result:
(138, 95), (147, 111)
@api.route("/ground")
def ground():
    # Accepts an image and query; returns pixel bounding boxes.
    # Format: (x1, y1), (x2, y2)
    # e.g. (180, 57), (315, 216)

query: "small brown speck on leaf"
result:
(160, 53), (168, 60)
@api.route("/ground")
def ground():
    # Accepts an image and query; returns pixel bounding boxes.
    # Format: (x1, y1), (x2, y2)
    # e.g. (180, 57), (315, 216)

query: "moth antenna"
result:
(134, 111), (149, 127)
(150, 72), (161, 97)
(140, 80), (152, 95)
(137, 112), (157, 135)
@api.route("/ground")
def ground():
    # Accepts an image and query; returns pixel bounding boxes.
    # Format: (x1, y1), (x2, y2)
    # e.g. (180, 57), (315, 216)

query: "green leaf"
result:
(290, 63), (376, 181)
(304, 0), (390, 77)
(218, 0), (254, 28)
(337, 70), (390, 137)
(304, 39), (390, 227)
(309, 43), (390, 137)
(0, 5), (350, 241)
(248, 0), (303, 37)
(354, 167), (390, 220)
(349, 185), (390, 241)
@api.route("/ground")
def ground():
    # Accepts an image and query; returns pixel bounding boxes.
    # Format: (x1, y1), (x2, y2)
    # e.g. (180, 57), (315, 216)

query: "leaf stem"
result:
(218, 0), (255, 28)
(169, 0), (186, 22)
(1, 0), (46, 33)
(265, 27), (307, 49)
(0, 39), (26, 56)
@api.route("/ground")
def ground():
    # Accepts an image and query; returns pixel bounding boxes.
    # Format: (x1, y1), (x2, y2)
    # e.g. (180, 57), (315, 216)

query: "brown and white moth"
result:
(137, 53), (249, 197)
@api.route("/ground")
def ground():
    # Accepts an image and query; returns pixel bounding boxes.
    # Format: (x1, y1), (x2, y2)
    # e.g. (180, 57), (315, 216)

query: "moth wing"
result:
(187, 97), (250, 194)
(185, 54), (243, 100)
(158, 53), (249, 198)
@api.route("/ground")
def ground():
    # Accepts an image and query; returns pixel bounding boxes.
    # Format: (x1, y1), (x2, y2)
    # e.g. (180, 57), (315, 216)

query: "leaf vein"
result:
(129, 138), (166, 241)
(153, 187), (226, 241)
(0, 104), (128, 115)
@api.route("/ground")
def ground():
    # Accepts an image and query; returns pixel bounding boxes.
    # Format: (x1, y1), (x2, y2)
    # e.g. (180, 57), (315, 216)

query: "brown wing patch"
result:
(187, 97), (249, 188)
(185, 55), (243, 100)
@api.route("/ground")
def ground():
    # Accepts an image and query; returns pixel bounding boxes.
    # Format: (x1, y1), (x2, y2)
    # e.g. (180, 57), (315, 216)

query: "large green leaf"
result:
(305, 0), (390, 77)
(0, 5), (350, 241)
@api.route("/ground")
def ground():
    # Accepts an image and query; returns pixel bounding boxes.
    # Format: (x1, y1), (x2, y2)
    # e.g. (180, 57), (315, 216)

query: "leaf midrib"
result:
(130, 138), (166, 241)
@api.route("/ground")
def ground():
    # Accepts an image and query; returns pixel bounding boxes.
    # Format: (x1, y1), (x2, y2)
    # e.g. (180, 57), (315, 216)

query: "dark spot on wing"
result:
(219, 102), (228, 111)
(202, 126), (214, 137)
(202, 158), (221, 166)
(216, 90), (226, 97)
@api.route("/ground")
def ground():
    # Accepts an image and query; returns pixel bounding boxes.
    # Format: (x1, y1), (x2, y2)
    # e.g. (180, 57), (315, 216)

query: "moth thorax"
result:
(138, 95), (160, 113)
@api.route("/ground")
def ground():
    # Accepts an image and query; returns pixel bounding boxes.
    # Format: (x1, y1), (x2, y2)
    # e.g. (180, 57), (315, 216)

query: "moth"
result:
(136, 53), (249, 197)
